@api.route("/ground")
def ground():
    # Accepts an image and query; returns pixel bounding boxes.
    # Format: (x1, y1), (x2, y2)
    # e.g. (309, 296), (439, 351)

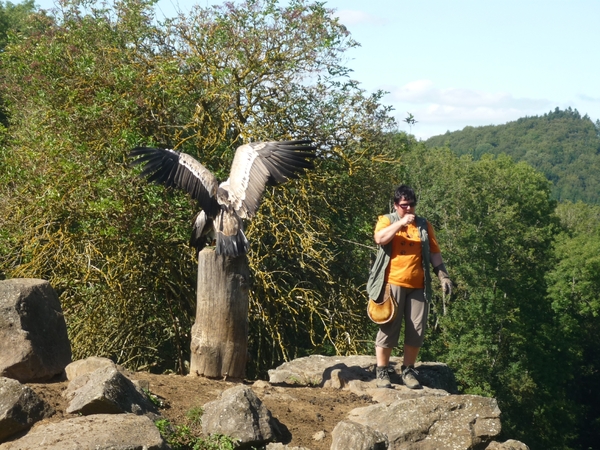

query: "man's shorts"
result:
(375, 284), (428, 348)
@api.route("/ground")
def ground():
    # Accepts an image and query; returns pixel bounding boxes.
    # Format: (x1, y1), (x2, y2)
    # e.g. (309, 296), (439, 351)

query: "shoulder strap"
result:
(416, 216), (432, 302)
(366, 212), (398, 300)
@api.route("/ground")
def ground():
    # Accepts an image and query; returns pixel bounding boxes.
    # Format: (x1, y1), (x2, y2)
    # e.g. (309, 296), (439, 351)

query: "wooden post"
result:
(189, 248), (250, 379)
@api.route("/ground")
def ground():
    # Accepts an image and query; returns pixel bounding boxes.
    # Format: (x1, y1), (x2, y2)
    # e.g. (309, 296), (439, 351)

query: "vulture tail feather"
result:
(215, 230), (249, 257)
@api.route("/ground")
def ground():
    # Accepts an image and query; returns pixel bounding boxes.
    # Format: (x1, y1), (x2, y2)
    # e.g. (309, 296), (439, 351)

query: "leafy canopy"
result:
(0, 0), (396, 374)
(425, 107), (600, 205)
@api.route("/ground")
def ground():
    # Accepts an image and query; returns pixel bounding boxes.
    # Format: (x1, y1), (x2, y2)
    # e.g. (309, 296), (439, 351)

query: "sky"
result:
(35, 0), (600, 140)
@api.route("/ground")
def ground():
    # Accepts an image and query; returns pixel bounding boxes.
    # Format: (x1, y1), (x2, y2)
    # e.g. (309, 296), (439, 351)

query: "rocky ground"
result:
(1, 280), (522, 450)
(26, 371), (376, 450)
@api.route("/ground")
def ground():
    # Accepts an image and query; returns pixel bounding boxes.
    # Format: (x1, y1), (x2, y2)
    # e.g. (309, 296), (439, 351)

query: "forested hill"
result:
(425, 107), (600, 204)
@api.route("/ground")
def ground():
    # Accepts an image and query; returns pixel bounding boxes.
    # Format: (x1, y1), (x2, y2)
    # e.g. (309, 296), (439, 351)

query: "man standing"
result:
(367, 185), (452, 389)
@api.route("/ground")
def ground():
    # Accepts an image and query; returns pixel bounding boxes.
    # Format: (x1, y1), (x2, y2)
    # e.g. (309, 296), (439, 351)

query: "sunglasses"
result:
(397, 202), (416, 209)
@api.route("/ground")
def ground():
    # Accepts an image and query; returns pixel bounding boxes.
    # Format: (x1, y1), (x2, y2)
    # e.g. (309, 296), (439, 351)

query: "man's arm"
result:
(374, 213), (415, 245)
(430, 252), (452, 296)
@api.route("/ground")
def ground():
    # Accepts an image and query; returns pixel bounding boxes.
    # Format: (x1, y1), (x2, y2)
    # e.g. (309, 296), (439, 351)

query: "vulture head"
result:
(129, 140), (316, 257)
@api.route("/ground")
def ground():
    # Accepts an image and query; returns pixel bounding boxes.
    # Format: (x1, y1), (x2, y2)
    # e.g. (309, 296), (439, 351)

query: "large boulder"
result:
(486, 440), (530, 450)
(269, 355), (375, 386)
(347, 394), (502, 449)
(265, 444), (312, 450)
(0, 279), (72, 382)
(0, 414), (167, 450)
(202, 385), (279, 448)
(0, 377), (54, 442)
(268, 355), (458, 393)
(331, 420), (388, 450)
(65, 356), (118, 381)
(64, 365), (157, 417)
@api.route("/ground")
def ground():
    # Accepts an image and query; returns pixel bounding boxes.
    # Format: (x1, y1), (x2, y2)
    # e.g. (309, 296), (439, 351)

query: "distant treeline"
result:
(425, 107), (600, 205)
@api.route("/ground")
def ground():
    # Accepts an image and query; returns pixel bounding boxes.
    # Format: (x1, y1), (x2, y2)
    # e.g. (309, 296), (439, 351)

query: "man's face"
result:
(394, 198), (416, 217)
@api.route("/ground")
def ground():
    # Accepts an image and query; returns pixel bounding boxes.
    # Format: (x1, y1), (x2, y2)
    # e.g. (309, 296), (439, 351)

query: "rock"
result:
(65, 356), (117, 381)
(0, 377), (54, 442)
(347, 394), (502, 449)
(268, 355), (458, 393)
(331, 420), (388, 450)
(265, 444), (312, 450)
(252, 379), (272, 389)
(368, 383), (450, 405)
(202, 385), (278, 448)
(0, 413), (167, 450)
(486, 440), (530, 450)
(409, 361), (459, 393)
(67, 357), (151, 394)
(311, 430), (326, 441)
(269, 355), (374, 386)
(0, 279), (72, 382)
(64, 365), (157, 416)
(0, 351), (528, 449)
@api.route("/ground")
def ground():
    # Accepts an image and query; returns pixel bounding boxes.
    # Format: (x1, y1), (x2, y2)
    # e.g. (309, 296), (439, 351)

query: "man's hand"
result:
(433, 263), (452, 296)
(400, 213), (415, 227)
(440, 277), (452, 296)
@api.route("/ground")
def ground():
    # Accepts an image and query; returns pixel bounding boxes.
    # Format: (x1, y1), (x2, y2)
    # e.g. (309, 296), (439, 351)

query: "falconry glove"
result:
(433, 263), (452, 296)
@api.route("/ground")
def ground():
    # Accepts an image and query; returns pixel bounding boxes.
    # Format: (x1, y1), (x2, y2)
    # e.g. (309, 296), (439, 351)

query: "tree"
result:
(0, 0), (396, 375)
(403, 112), (417, 133)
(546, 201), (600, 449)
(425, 108), (600, 205)
(396, 142), (575, 448)
(0, 0), (45, 125)
(0, 0), (37, 50)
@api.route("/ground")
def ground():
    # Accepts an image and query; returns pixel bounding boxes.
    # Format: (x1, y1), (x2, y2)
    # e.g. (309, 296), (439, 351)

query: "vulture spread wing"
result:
(129, 147), (220, 218)
(222, 140), (316, 219)
(129, 140), (316, 257)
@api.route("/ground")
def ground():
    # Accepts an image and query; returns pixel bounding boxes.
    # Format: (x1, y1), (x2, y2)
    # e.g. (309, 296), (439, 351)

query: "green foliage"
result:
(425, 107), (600, 205)
(395, 142), (577, 448)
(155, 402), (238, 450)
(0, 0), (37, 49)
(186, 406), (204, 424)
(0, 0), (396, 376)
(3, 1), (597, 447)
(546, 201), (600, 450)
(424, 107), (600, 448)
(144, 388), (164, 408)
(155, 416), (238, 450)
(0, 0), (197, 372)
(0, 0), (47, 125)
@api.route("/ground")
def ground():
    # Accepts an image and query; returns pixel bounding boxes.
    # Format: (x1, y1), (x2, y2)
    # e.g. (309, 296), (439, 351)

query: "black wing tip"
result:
(279, 139), (313, 144)
(128, 146), (171, 166)
(129, 146), (157, 155)
(278, 139), (316, 149)
(129, 146), (174, 156)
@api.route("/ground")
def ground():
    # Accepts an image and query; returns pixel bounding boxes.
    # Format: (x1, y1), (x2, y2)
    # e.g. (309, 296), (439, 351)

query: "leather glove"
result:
(433, 263), (452, 296)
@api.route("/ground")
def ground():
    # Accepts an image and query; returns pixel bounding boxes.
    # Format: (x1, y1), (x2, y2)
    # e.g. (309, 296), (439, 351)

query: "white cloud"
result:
(418, 105), (524, 125)
(389, 79), (548, 109)
(578, 94), (600, 103)
(384, 80), (554, 139)
(396, 104), (539, 140)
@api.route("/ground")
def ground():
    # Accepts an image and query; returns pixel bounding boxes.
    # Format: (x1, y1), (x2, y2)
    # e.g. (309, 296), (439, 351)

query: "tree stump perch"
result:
(190, 248), (249, 379)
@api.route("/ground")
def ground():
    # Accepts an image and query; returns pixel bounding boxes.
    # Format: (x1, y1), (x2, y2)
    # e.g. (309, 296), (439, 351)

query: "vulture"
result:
(129, 140), (316, 257)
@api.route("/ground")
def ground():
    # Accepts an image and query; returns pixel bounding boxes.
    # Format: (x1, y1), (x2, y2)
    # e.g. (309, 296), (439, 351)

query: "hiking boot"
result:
(376, 366), (392, 388)
(401, 365), (422, 389)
